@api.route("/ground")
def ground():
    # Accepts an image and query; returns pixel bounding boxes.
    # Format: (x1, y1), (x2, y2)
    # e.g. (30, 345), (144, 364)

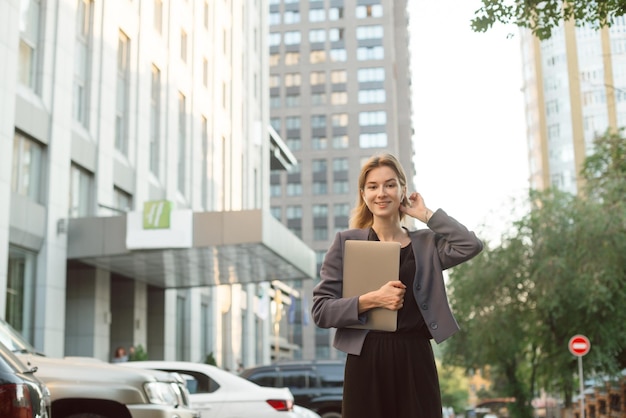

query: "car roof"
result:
(240, 359), (345, 374)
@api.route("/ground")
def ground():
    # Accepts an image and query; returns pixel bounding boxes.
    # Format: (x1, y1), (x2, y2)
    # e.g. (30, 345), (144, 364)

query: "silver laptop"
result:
(342, 240), (401, 332)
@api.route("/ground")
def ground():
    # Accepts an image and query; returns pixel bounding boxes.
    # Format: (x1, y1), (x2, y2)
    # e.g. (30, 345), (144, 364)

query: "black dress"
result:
(342, 241), (443, 418)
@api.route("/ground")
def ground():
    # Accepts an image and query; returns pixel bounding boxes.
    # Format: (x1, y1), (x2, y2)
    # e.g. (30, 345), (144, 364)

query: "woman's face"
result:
(361, 166), (405, 220)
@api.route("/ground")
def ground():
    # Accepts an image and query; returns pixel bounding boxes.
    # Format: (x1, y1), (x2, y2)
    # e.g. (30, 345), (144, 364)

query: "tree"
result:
(443, 129), (626, 416)
(471, 1), (626, 40)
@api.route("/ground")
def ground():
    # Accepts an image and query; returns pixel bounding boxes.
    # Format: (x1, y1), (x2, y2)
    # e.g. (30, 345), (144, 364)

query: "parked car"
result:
(122, 360), (319, 418)
(0, 340), (52, 417)
(0, 317), (199, 418)
(239, 360), (345, 418)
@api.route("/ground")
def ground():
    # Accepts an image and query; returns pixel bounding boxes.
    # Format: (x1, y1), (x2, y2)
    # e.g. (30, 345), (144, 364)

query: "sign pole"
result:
(578, 355), (585, 418)
(568, 334), (590, 418)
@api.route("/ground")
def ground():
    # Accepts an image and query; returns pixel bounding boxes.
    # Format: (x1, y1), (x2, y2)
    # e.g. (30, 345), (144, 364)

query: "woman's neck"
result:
(371, 221), (405, 242)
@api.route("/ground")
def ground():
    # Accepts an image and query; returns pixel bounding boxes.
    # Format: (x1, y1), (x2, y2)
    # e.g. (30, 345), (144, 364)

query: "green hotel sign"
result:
(143, 200), (172, 229)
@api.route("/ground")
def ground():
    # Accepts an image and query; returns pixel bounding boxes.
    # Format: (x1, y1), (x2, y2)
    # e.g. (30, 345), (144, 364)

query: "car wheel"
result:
(320, 412), (342, 418)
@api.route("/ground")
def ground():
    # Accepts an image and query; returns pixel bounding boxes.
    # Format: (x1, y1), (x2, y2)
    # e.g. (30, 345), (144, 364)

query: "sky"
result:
(407, 1), (531, 243)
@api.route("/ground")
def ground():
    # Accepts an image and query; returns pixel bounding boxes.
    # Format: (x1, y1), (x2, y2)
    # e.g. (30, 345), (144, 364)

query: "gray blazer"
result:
(311, 209), (483, 355)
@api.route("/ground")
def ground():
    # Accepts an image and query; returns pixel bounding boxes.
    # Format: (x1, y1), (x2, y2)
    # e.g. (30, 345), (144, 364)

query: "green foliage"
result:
(130, 344), (148, 361)
(204, 352), (217, 366)
(437, 360), (470, 413)
(471, 0), (626, 40)
(443, 129), (626, 416)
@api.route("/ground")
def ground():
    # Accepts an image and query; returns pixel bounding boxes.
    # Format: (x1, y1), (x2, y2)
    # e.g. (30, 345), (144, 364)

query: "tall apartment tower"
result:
(268, 0), (415, 359)
(521, 18), (626, 194)
(1, 0), (315, 369)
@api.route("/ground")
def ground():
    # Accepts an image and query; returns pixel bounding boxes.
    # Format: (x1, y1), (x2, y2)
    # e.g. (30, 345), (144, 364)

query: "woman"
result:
(312, 153), (483, 417)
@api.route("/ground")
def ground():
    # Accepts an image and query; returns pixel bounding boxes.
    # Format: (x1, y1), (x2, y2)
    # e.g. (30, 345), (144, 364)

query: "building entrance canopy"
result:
(67, 210), (316, 288)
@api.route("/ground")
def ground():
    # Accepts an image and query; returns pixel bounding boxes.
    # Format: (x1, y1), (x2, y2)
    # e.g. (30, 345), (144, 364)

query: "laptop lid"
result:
(342, 240), (400, 332)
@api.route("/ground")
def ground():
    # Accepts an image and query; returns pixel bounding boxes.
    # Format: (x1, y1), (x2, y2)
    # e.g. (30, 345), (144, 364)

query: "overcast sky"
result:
(407, 1), (531, 243)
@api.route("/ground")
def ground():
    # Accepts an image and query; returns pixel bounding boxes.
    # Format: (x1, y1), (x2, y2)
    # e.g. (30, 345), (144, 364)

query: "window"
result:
(333, 180), (349, 194)
(286, 137), (301, 151)
(154, 0), (163, 32)
(113, 187), (132, 212)
(309, 29), (326, 43)
(203, 1), (209, 28)
(69, 163), (94, 218)
(359, 133), (388, 148)
(287, 182), (302, 196)
(357, 67), (385, 82)
(310, 50), (326, 64)
(285, 94), (300, 107)
(311, 92), (326, 105)
(310, 71), (326, 85)
(311, 115), (326, 128)
(270, 207), (282, 221)
(312, 159), (327, 174)
(329, 28), (344, 41)
(269, 53), (280, 66)
(269, 74), (281, 88)
(285, 52), (300, 65)
(12, 132), (43, 202)
(284, 10), (300, 24)
(178, 92), (187, 193)
(269, 33), (281, 47)
(284, 31), (301, 45)
(331, 92), (348, 105)
(334, 203), (350, 217)
(270, 183), (282, 197)
(201, 116), (209, 208)
(269, 12), (280, 25)
(357, 46), (384, 60)
(329, 49), (347, 62)
(116, 31), (131, 155)
(74, 0), (93, 127)
(270, 95), (281, 108)
(286, 206), (302, 220)
(313, 181), (327, 195)
(202, 58), (208, 87)
(150, 65), (161, 176)
(359, 111), (386, 126)
(358, 89), (386, 104)
(285, 73), (301, 86)
(6, 246), (37, 341)
(356, 4), (383, 18)
(270, 117), (281, 132)
(331, 70), (347, 83)
(181, 30), (188, 62)
(18, 0), (41, 90)
(311, 136), (327, 150)
(313, 204), (328, 218)
(286, 116), (301, 130)
(328, 7), (343, 20)
(332, 135), (349, 149)
(313, 226), (328, 241)
(333, 157), (348, 172)
(309, 9), (325, 22)
(332, 113), (348, 127)
(356, 25), (383, 40)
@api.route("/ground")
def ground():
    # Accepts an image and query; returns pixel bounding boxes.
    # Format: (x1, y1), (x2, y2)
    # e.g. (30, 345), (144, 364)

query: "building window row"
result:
(270, 4), (381, 24)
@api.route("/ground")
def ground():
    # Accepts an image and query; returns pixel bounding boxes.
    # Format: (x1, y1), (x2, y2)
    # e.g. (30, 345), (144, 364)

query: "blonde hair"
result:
(349, 153), (409, 229)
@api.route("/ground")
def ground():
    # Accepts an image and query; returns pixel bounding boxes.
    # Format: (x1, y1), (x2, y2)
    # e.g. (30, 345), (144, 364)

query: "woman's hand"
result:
(400, 192), (433, 224)
(358, 281), (406, 313)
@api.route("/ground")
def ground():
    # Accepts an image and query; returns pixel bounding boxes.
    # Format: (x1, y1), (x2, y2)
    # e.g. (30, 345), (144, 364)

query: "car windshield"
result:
(0, 317), (43, 356)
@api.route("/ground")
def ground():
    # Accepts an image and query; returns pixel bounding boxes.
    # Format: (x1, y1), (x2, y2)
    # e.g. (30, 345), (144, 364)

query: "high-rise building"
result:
(520, 18), (626, 193)
(0, 0), (315, 369)
(268, 0), (415, 359)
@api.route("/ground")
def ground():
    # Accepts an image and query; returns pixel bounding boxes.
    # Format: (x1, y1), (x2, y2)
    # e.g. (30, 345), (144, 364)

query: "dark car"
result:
(0, 340), (52, 418)
(240, 360), (345, 418)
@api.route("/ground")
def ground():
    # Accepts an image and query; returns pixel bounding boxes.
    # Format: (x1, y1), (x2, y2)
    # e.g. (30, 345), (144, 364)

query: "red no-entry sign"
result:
(569, 334), (591, 357)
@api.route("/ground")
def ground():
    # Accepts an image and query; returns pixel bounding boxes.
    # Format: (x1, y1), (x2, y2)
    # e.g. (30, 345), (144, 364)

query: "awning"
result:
(67, 210), (316, 288)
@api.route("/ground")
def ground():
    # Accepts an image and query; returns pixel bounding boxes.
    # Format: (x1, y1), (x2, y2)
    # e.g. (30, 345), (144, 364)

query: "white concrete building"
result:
(0, 0), (315, 370)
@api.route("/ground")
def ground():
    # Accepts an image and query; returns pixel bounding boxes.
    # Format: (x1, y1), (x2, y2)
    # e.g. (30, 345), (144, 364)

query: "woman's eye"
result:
(386, 184), (396, 189)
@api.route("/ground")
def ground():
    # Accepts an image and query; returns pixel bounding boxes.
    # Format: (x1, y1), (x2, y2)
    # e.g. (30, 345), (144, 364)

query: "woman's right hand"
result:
(358, 280), (406, 313)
